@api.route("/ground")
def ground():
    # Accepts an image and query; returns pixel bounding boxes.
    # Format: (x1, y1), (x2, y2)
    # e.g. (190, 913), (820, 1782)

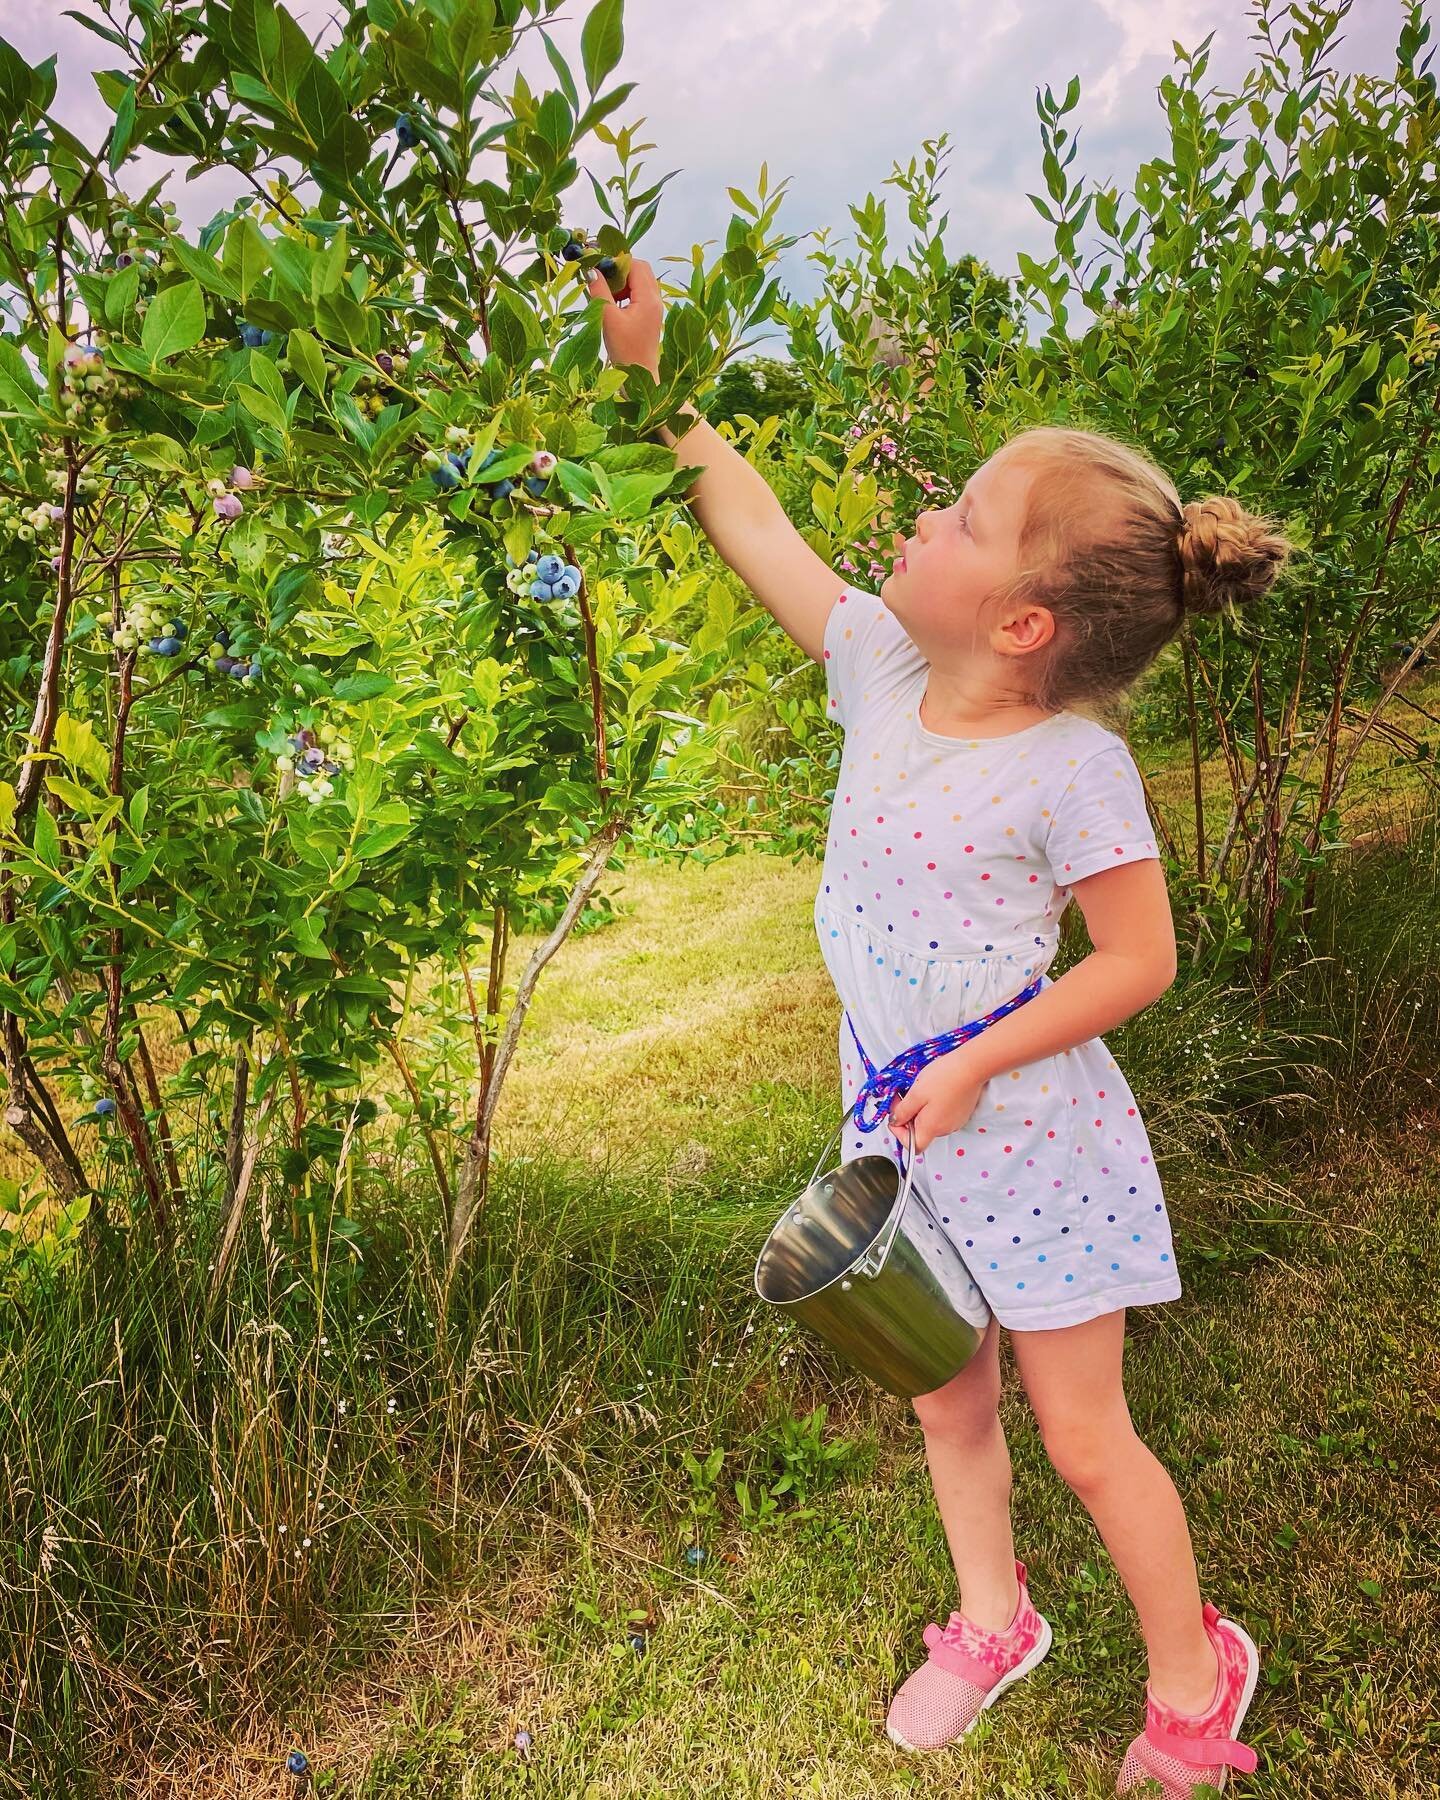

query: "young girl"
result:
(589, 261), (1293, 1797)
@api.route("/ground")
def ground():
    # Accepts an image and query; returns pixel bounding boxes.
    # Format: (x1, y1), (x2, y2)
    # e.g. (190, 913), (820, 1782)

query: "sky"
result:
(0, 0), (1409, 351)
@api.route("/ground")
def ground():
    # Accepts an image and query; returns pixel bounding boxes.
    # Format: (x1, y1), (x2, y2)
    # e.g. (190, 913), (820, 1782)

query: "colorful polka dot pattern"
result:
(815, 585), (1181, 1331)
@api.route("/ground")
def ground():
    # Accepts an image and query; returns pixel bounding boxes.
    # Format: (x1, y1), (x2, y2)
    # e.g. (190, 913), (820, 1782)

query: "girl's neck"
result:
(919, 667), (1058, 739)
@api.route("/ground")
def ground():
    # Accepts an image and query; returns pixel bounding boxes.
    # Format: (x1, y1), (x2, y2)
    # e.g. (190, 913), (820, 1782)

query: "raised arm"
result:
(586, 261), (841, 665)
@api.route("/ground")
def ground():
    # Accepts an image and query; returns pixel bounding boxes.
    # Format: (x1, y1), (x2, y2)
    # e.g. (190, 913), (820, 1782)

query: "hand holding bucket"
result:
(752, 981), (1044, 1398)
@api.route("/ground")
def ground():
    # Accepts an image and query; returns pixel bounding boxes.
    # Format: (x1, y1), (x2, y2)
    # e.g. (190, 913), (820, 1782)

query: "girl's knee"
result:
(1041, 1418), (1136, 1495)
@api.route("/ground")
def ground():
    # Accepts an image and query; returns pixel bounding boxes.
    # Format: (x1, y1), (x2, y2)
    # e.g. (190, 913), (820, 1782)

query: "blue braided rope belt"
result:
(845, 976), (1045, 1138)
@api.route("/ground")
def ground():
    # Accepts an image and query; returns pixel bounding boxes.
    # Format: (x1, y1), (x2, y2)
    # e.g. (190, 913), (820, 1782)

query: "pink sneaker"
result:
(886, 1558), (1053, 1752)
(1116, 1602), (1261, 1796)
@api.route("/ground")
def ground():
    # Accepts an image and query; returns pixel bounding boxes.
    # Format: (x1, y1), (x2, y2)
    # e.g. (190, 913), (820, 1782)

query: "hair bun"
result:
(1176, 496), (1292, 616)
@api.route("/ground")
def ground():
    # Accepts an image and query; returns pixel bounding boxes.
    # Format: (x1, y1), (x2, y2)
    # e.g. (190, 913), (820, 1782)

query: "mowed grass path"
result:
(129, 850), (1438, 1799)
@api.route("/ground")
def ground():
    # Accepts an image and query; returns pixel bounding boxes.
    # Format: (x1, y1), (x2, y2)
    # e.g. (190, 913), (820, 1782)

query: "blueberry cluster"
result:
(59, 343), (139, 434)
(277, 724), (355, 804)
(101, 596), (190, 658)
(206, 625), (261, 682)
(504, 548), (581, 600)
(42, 445), (100, 506)
(0, 495), (62, 547)
(426, 430), (556, 504)
(206, 467), (252, 522)
(353, 348), (413, 419)
(557, 230), (629, 295)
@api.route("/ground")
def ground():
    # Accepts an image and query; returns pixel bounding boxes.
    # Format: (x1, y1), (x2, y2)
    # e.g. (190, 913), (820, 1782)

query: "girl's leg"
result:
(1007, 1310), (1219, 1713)
(909, 1315), (1020, 1633)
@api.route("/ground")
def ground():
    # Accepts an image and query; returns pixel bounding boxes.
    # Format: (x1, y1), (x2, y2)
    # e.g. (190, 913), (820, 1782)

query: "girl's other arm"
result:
(587, 261), (843, 665)
(949, 860), (1178, 1085)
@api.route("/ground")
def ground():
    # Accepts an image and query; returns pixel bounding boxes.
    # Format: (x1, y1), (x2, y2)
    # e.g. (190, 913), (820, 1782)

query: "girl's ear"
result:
(993, 599), (1055, 659)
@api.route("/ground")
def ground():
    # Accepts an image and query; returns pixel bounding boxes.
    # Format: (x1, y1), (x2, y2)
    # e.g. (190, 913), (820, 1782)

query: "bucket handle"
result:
(805, 1101), (920, 1282)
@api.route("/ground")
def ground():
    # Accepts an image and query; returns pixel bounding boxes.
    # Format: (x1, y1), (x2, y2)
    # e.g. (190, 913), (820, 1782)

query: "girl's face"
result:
(882, 452), (1050, 666)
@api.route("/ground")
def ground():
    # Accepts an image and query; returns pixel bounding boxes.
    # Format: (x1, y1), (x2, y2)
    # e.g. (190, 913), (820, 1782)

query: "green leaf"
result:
(141, 279), (207, 361)
(167, 236), (242, 301)
(448, 0), (502, 84)
(126, 433), (188, 471)
(354, 819), (412, 859)
(489, 287), (541, 368)
(541, 29), (580, 111)
(316, 287), (370, 348)
(108, 81), (136, 170)
(236, 384), (289, 433)
(296, 1053), (358, 1087)
(580, 0), (624, 92)
(286, 327), (328, 398)
(32, 802), (60, 869)
(536, 88), (573, 153)
(222, 216), (271, 300)
(55, 713), (110, 785)
(104, 260), (140, 323)
(332, 672), (395, 701)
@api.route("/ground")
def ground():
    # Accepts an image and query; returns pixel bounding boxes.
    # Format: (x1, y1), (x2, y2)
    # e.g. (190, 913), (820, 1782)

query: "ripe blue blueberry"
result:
(684, 1545), (706, 1566)
(156, 635), (183, 656)
(395, 114), (418, 150)
(286, 1749), (310, 1777)
(215, 656), (235, 674)
(561, 239), (583, 261)
(529, 580), (552, 600)
(490, 478), (516, 500)
(598, 257), (617, 275)
(95, 1096), (116, 1117)
(536, 553), (564, 582)
(561, 563), (581, 583)
(526, 549), (540, 563)
(551, 572), (580, 599)
(628, 1633), (647, 1654)
(431, 453), (467, 492)
(239, 324), (274, 348)
(229, 663), (249, 679)
(170, 622), (188, 640)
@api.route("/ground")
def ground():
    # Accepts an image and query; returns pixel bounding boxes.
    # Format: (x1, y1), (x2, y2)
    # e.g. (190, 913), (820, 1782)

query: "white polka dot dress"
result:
(816, 584), (1182, 1330)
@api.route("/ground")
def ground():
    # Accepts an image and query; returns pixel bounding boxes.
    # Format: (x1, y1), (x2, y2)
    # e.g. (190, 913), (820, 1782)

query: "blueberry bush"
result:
(0, 0), (793, 1274)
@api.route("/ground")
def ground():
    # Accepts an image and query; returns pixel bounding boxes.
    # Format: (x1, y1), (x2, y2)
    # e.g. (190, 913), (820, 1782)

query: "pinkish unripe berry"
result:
(213, 494), (244, 521)
(230, 465), (255, 489)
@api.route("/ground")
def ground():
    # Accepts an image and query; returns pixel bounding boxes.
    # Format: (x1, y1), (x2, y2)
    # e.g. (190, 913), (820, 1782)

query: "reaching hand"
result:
(586, 256), (663, 380)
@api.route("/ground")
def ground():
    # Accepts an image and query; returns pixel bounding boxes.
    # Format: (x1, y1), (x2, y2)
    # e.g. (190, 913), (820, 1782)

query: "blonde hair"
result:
(986, 426), (1294, 710)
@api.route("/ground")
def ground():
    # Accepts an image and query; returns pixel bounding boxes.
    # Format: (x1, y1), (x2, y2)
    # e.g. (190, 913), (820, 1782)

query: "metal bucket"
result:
(753, 1103), (993, 1399)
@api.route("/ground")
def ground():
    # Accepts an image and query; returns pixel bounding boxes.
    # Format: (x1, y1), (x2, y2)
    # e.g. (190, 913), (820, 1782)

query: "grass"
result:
(4, 695), (1440, 1797)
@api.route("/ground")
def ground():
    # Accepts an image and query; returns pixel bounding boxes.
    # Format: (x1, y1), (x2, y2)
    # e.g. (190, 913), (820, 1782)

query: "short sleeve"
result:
(822, 583), (924, 732)
(1044, 741), (1160, 886)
